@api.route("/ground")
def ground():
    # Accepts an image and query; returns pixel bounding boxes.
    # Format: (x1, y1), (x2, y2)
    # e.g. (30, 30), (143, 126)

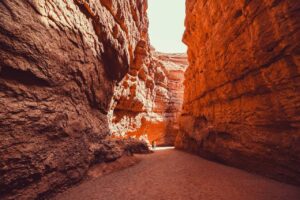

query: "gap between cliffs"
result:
(0, 0), (300, 199)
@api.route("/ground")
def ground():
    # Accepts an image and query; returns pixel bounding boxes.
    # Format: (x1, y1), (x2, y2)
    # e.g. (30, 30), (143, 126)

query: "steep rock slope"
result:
(153, 52), (188, 144)
(176, 0), (300, 184)
(109, 52), (187, 145)
(0, 0), (148, 199)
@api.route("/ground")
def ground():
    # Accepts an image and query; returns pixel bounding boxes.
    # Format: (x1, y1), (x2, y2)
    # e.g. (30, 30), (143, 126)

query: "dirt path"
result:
(55, 149), (300, 200)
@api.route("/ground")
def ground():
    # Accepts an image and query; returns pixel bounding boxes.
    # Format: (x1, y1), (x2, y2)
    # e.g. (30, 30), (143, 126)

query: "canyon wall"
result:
(109, 52), (187, 146)
(176, 0), (300, 184)
(0, 0), (149, 199)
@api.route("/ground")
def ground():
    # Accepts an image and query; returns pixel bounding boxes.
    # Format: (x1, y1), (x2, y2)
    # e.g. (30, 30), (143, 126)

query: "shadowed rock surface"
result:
(176, 0), (300, 185)
(0, 0), (149, 199)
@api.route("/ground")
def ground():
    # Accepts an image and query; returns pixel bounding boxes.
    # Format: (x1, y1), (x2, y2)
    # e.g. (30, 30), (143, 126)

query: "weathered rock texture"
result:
(176, 0), (300, 185)
(109, 52), (187, 146)
(0, 0), (149, 199)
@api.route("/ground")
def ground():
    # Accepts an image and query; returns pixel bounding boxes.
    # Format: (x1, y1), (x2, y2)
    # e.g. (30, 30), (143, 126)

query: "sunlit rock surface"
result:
(0, 0), (149, 199)
(109, 51), (187, 146)
(176, 0), (300, 185)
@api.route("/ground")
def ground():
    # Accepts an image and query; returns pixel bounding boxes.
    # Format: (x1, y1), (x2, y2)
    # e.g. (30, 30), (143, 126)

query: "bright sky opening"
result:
(148, 0), (187, 53)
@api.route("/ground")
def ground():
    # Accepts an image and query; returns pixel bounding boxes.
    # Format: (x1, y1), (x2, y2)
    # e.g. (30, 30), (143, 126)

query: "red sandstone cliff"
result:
(0, 0), (149, 199)
(176, 0), (300, 184)
(109, 52), (187, 146)
(2, 0), (299, 198)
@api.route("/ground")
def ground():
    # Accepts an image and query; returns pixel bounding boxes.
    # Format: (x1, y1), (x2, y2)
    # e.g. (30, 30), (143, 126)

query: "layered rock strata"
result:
(109, 52), (187, 146)
(0, 0), (149, 199)
(176, 0), (300, 185)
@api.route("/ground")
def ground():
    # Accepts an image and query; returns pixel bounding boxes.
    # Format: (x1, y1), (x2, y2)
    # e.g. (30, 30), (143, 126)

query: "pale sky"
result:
(148, 0), (187, 53)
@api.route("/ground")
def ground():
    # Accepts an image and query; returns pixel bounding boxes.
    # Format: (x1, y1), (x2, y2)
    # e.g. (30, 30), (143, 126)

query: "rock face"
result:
(0, 0), (149, 199)
(109, 52), (187, 146)
(153, 52), (188, 144)
(176, 0), (300, 184)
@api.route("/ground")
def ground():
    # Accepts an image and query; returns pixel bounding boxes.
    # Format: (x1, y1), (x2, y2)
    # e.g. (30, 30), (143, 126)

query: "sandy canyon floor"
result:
(55, 149), (300, 200)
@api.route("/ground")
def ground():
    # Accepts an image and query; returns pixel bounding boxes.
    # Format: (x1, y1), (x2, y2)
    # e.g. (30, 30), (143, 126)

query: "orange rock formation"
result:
(1, 0), (300, 199)
(109, 51), (187, 145)
(176, 0), (300, 185)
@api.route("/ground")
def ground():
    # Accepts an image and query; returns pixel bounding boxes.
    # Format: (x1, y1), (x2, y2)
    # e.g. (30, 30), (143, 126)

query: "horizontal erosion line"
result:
(185, 50), (291, 105)
(186, 72), (300, 106)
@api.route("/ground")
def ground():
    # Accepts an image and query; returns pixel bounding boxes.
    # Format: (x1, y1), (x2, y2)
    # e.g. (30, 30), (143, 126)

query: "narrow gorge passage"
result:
(0, 0), (299, 199)
(55, 149), (300, 200)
